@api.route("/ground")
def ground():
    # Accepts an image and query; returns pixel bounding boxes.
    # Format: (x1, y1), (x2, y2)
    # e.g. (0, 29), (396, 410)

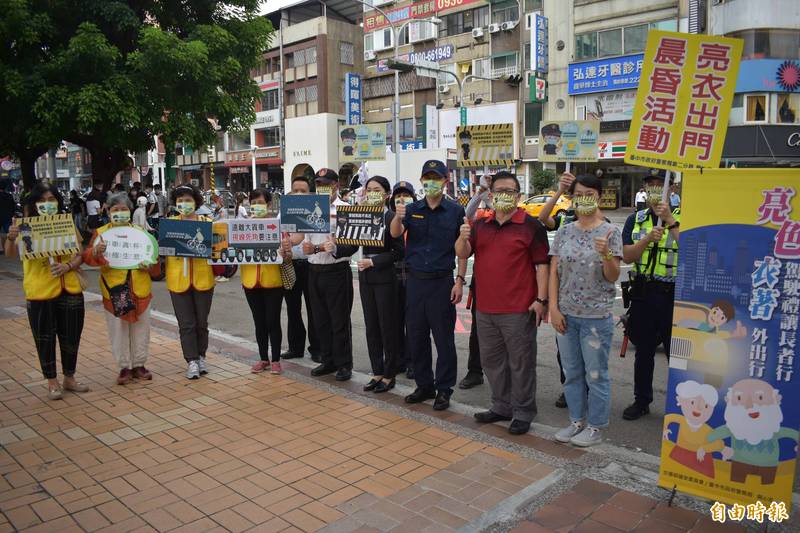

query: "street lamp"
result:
(250, 145), (262, 191)
(355, 0), (439, 182)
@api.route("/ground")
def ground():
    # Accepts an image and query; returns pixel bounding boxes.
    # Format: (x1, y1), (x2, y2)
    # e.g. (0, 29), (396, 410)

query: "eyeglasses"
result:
(492, 189), (519, 194)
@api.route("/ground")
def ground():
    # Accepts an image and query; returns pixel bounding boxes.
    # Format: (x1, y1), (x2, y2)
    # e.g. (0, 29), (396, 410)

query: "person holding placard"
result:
(4, 182), (89, 400)
(549, 175), (622, 447)
(242, 189), (290, 376)
(83, 193), (154, 385)
(165, 184), (216, 380)
(358, 176), (404, 393)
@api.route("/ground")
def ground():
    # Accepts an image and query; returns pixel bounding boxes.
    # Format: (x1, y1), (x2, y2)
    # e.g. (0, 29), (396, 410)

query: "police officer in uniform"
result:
(621, 170), (680, 421)
(390, 160), (467, 411)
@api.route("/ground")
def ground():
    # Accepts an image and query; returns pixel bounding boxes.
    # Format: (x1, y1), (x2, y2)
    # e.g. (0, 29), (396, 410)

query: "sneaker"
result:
(554, 420), (585, 443)
(133, 366), (152, 380)
(570, 425), (603, 447)
(251, 361), (270, 373)
(198, 357), (208, 375)
(622, 402), (649, 420)
(270, 362), (282, 375)
(117, 368), (133, 385)
(215, 276), (229, 282)
(186, 360), (200, 380)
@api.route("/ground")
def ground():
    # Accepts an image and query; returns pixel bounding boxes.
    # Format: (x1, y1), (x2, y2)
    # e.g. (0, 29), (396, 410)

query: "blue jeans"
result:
(556, 314), (614, 428)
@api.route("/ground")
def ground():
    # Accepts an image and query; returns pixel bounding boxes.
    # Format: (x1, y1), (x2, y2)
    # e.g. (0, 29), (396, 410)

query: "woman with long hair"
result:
(165, 184), (216, 379)
(235, 192), (249, 219)
(83, 193), (154, 385)
(358, 176), (404, 393)
(549, 174), (622, 447)
(4, 182), (89, 399)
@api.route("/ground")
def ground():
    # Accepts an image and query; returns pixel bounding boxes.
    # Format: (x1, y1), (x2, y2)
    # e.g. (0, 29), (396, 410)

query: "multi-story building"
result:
(712, 0), (800, 167)
(34, 143), (93, 192)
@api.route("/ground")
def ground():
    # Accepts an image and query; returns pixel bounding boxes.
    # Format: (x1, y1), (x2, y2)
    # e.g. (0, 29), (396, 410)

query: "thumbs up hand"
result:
(594, 229), (613, 258)
(322, 234), (335, 253)
(459, 216), (471, 241)
(396, 202), (407, 219)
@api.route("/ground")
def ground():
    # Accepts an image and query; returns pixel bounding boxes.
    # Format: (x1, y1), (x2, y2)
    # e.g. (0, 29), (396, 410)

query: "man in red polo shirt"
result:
(455, 171), (550, 435)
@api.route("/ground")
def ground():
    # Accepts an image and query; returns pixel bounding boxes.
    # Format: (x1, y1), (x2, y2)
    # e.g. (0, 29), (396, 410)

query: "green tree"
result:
(1, 0), (272, 189)
(531, 168), (556, 193)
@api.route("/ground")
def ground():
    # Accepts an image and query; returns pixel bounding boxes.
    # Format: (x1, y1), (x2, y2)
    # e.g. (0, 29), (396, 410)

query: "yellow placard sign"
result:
(625, 30), (743, 170)
(456, 124), (514, 168)
(15, 214), (80, 260)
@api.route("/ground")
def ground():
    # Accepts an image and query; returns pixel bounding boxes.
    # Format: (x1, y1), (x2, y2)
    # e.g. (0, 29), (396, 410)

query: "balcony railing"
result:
(491, 65), (519, 78)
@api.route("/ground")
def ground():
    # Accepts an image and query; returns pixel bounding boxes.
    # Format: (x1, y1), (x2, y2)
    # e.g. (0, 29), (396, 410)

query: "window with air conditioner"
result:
(373, 28), (393, 51)
(491, 53), (518, 77)
(364, 33), (373, 52)
(409, 20), (438, 43)
(492, 0), (518, 24)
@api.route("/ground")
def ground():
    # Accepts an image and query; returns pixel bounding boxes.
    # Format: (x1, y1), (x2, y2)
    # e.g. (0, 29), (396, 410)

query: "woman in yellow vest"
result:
(3, 183), (89, 400)
(83, 193), (154, 385)
(242, 189), (290, 375)
(165, 184), (215, 379)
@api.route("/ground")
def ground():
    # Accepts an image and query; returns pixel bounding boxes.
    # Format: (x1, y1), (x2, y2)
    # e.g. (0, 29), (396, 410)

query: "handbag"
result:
(280, 259), (296, 290)
(102, 271), (136, 317)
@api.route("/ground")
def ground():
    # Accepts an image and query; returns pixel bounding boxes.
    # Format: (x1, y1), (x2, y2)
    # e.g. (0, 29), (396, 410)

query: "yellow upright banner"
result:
(625, 31), (742, 170)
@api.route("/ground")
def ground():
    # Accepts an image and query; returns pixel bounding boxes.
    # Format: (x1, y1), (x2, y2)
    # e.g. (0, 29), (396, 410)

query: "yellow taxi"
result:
(519, 192), (572, 218)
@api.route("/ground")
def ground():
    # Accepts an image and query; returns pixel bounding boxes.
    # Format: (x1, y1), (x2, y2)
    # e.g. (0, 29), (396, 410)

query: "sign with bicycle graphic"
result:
(210, 219), (283, 265)
(157, 219), (213, 258)
(279, 194), (331, 234)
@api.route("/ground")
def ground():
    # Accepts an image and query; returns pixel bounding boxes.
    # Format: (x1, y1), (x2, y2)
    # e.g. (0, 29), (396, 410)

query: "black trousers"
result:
(27, 292), (85, 379)
(361, 279), (400, 379)
(244, 287), (284, 363)
(309, 262), (353, 370)
(284, 259), (319, 356)
(396, 272), (409, 373)
(466, 284), (482, 376)
(169, 289), (214, 362)
(629, 284), (675, 406)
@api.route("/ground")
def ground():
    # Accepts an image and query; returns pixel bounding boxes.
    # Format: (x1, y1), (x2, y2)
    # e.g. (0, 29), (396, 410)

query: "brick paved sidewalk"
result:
(0, 269), (750, 532)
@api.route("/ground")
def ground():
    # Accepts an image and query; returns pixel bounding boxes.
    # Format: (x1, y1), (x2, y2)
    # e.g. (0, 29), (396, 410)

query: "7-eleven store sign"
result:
(598, 141), (626, 159)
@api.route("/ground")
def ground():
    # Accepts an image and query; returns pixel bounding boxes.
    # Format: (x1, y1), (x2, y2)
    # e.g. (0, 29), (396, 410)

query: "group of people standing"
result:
(5, 159), (679, 448)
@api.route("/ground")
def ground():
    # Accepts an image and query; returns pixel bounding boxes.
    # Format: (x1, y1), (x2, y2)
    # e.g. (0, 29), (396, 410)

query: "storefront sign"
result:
(210, 220), (282, 265)
(254, 109), (279, 126)
(568, 53), (644, 95)
(531, 13), (548, 73)
(334, 205), (385, 246)
(258, 80), (280, 91)
(339, 124), (387, 162)
(660, 168), (800, 512)
(424, 104), (439, 149)
(722, 126), (800, 160)
(736, 59), (800, 93)
(456, 124), (514, 168)
(538, 120), (600, 162)
(530, 75), (547, 102)
(14, 215), (80, 260)
(364, 0), (481, 31)
(400, 140), (424, 151)
(345, 73), (362, 126)
(598, 141), (627, 159)
(626, 31), (743, 170)
(225, 147), (281, 166)
(377, 44), (454, 72)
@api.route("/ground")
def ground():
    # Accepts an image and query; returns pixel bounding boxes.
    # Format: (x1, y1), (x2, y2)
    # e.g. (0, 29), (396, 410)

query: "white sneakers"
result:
(198, 357), (208, 375)
(186, 360), (200, 380)
(555, 420), (603, 447)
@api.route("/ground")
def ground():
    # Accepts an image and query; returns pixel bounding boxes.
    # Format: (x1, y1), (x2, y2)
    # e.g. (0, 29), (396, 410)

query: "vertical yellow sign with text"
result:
(625, 31), (742, 170)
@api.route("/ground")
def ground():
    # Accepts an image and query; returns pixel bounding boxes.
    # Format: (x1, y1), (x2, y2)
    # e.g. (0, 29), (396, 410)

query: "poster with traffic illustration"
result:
(659, 169), (800, 512)
(15, 214), (80, 260)
(157, 219), (212, 258)
(279, 194), (331, 234)
(210, 219), (283, 265)
(537, 120), (599, 162)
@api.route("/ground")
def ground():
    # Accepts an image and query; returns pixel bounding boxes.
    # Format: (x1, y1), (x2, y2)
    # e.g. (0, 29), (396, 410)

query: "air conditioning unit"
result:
(488, 23), (501, 34)
(472, 27), (485, 39)
(501, 20), (518, 31)
(364, 50), (377, 61)
(438, 84), (450, 94)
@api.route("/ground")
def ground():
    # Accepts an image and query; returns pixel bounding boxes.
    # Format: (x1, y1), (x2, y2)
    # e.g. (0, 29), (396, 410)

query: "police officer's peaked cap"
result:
(392, 180), (416, 197)
(420, 160), (448, 180)
(541, 123), (561, 136)
(315, 168), (339, 184)
(340, 128), (356, 139)
(459, 129), (472, 140)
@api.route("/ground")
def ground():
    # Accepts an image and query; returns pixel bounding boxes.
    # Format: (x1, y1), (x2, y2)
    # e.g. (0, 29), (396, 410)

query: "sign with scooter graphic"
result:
(210, 220), (283, 265)
(279, 194), (331, 233)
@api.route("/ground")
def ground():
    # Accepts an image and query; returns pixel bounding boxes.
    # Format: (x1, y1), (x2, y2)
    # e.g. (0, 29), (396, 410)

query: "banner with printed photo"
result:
(339, 124), (387, 163)
(334, 205), (385, 246)
(210, 219), (283, 265)
(625, 30), (742, 170)
(157, 219), (212, 258)
(456, 124), (514, 168)
(279, 194), (331, 234)
(15, 215), (80, 260)
(659, 169), (800, 513)
(100, 226), (159, 269)
(538, 120), (600, 162)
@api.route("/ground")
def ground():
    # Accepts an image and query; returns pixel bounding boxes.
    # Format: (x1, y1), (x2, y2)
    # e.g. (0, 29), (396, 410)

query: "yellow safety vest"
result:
(23, 255), (82, 301)
(165, 215), (215, 293)
(240, 264), (282, 289)
(631, 208), (681, 281)
(90, 223), (152, 299)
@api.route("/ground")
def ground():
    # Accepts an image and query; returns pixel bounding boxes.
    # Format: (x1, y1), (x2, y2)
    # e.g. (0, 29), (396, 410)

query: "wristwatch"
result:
(667, 220), (680, 230)
(313, 245), (321, 254)
(535, 298), (548, 306)
(455, 274), (466, 284)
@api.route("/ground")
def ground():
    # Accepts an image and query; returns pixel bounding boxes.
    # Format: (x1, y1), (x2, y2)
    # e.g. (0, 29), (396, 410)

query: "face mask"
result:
(316, 186), (332, 196)
(110, 211), (131, 224)
(176, 201), (195, 216)
(573, 195), (599, 216)
(250, 204), (268, 218)
(491, 192), (517, 213)
(422, 180), (444, 198)
(365, 191), (385, 206)
(646, 185), (663, 207)
(395, 196), (414, 207)
(36, 201), (58, 216)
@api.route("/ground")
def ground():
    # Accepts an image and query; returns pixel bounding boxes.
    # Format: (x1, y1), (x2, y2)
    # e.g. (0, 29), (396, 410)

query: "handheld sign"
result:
(280, 194), (331, 234)
(210, 219), (283, 265)
(15, 215), (80, 260)
(334, 205), (385, 246)
(101, 226), (158, 269)
(625, 30), (742, 170)
(158, 219), (212, 258)
(456, 124), (514, 168)
(538, 120), (600, 163)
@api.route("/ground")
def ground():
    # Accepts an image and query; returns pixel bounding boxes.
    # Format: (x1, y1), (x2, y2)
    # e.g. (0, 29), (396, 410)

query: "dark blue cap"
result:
(392, 180), (416, 196)
(420, 160), (448, 180)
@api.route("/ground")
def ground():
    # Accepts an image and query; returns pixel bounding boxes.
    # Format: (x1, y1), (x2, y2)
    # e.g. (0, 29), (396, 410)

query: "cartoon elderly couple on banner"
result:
(663, 378), (799, 485)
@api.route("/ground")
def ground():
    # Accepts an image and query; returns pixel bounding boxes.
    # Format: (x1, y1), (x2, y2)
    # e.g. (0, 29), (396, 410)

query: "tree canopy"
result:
(0, 0), (272, 189)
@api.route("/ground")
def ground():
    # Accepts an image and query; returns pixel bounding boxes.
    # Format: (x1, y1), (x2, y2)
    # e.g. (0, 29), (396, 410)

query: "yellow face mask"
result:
(491, 192), (517, 213)
(573, 195), (598, 216)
